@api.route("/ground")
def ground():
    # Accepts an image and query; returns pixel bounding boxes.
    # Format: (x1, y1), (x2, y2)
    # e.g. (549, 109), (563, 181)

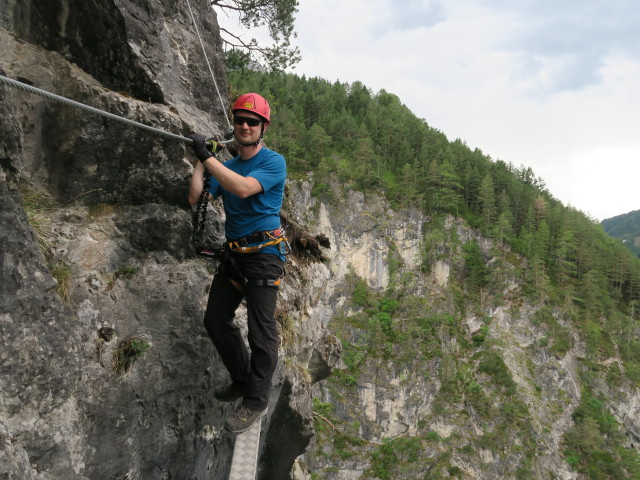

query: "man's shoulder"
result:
(258, 148), (286, 170)
(259, 147), (285, 161)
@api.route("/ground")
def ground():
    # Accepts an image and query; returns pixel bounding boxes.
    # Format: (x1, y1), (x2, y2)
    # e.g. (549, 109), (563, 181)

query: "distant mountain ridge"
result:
(602, 209), (640, 258)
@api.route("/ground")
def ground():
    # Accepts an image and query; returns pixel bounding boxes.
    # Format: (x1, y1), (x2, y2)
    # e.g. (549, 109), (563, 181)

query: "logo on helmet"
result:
(243, 102), (254, 109)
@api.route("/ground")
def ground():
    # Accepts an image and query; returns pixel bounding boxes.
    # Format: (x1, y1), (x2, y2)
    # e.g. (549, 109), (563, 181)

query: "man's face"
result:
(233, 111), (265, 144)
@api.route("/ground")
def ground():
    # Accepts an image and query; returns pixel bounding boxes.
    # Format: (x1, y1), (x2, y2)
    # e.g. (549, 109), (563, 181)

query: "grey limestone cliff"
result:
(0, 1), (336, 479)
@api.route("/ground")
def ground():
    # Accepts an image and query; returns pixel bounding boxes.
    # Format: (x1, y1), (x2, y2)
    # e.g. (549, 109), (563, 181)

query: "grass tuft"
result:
(113, 337), (151, 374)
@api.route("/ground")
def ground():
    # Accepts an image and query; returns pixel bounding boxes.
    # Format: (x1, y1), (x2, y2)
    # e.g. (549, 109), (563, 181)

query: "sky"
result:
(218, 0), (640, 221)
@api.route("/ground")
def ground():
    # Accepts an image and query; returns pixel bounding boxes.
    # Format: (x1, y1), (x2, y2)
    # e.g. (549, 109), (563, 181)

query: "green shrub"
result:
(367, 437), (423, 480)
(352, 277), (370, 308)
(113, 337), (150, 374)
(563, 390), (640, 479)
(114, 264), (138, 280)
(624, 361), (640, 383)
(478, 351), (516, 394)
(472, 325), (489, 344)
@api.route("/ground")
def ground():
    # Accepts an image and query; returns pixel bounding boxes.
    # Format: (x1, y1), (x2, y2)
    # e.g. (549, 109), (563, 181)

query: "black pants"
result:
(203, 253), (284, 410)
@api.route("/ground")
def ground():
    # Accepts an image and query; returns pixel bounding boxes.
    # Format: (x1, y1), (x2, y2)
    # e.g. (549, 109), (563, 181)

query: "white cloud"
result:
(541, 147), (640, 220)
(375, 0), (446, 33)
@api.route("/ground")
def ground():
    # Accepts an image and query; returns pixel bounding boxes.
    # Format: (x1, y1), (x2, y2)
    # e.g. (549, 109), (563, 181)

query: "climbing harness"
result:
(190, 174), (289, 289)
(218, 251), (284, 290)
(226, 228), (290, 254)
(190, 166), (291, 257)
(195, 230), (289, 290)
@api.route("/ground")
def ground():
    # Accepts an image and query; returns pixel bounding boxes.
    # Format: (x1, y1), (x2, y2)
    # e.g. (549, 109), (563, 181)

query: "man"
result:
(188, 93), (287, 433)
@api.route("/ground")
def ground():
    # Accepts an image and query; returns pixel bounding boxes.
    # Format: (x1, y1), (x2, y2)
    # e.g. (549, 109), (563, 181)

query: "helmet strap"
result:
(233, 134), (261, 147)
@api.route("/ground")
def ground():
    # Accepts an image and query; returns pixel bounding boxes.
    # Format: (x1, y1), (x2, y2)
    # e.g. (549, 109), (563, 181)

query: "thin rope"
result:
(0, 74), (193, 143)
(185, 0), (231, 129)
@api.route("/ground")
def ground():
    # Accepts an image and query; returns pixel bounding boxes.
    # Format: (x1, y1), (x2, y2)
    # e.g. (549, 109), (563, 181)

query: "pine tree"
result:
(305, 123), (331, 168)
(479, 173), (496, 225)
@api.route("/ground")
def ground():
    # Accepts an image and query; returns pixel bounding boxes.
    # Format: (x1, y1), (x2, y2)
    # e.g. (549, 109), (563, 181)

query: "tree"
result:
(494, 190), (513, 247)
(479, 173), (496, 225)
(398, 162), (418, 209)
(352, 134), (380, 190)
(212, 0), (301, 71)
(305, 123), (331, 168)
(424, 157), (462, 215)
(462, 240), (489, 298)
(580, 269), (608, 322)
(553, 227), (578, 287)
(346, 81), (372, 119)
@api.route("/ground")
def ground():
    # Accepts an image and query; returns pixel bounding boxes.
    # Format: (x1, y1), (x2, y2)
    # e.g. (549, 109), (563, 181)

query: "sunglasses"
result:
(233, 115), (262, 127)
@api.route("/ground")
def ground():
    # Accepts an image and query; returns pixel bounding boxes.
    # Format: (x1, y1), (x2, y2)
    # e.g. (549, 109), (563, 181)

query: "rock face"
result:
(0, 1), (337, 479)
(291, 194), (640, 478)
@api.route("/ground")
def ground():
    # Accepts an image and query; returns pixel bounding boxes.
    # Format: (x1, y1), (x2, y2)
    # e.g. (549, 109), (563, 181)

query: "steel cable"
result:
(0, 74), (193, 143)
(184, 0), (232, 130)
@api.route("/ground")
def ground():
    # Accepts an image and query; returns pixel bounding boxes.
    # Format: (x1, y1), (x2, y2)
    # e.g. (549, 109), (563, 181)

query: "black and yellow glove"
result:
(188, 133), (223, 162)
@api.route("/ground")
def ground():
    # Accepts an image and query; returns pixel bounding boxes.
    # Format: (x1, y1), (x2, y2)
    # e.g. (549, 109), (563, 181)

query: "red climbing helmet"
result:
(232, 93), (270, 124)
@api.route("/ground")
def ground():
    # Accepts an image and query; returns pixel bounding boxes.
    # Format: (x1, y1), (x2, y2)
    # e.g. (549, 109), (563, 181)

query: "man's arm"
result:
(187, 133), (262, 199)
(188, 161), (207, 206)
(202, 157), (263, 199)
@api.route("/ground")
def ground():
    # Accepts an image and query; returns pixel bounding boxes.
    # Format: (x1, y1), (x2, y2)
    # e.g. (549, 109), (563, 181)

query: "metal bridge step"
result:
(228, 418), (262, 480)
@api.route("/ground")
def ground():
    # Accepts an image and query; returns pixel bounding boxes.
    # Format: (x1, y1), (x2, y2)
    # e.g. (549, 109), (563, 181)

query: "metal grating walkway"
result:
(228, 418), (262, 480)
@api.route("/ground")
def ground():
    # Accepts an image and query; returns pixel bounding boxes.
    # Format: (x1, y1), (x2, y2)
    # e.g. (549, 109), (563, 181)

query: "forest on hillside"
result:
(602, 210), (640, 259)
(229, 69), (640, 349)
(228, 70), (640, 477)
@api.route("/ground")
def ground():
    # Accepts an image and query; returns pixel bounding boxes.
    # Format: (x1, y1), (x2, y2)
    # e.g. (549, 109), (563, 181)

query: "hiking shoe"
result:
(225, 406), (267, 433)
(214, 382), (245, 402)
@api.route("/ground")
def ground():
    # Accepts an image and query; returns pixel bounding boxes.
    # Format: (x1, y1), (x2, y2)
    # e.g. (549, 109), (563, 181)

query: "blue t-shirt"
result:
(209, 147), (286, 259)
